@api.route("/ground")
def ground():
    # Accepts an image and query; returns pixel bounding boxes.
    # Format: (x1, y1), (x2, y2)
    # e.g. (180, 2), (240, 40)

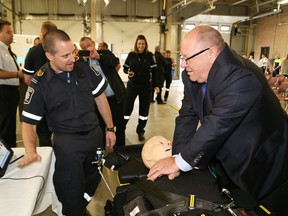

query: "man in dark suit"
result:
(148, 25), (288, 203)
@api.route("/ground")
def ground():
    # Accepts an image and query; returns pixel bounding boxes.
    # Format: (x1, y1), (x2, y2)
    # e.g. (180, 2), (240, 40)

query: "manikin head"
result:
(141, 136), (172, 169)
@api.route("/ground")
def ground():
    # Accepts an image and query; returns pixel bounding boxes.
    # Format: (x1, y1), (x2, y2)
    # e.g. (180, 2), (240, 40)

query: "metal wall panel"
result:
(16, 0), (49, 14)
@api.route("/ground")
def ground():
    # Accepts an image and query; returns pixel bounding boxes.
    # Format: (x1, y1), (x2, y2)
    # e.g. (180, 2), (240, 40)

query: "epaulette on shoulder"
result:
(31, 69), (45, 85)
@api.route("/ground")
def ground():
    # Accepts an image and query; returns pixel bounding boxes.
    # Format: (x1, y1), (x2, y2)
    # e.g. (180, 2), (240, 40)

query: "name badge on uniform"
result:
(24, 86), (35, 104)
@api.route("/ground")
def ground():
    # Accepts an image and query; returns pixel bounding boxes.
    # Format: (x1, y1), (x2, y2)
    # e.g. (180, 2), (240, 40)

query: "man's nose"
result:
(180, 60), (187, 68)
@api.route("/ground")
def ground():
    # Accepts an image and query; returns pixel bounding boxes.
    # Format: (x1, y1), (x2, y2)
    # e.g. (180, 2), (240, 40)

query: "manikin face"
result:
(46, 40), (76, 73)
(141, 136), (172, 169)
(137, 39), (146, 53)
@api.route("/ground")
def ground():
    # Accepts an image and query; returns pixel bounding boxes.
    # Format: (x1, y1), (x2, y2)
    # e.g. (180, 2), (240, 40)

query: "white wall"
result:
(102, 21), (160, 82)
(12, 20), (161, 82)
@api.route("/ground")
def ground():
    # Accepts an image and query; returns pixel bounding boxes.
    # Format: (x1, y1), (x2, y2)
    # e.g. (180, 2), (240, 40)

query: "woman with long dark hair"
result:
(123, 35), (159, 141)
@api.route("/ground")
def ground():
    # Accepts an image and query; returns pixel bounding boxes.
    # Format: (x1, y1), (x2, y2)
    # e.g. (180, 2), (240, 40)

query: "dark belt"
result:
(55, 130), (92, 136)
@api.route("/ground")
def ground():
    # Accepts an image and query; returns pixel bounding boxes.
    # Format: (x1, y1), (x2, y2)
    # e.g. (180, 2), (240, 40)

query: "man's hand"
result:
(18, 150), (42, 167)
(17, 69), (24, 79)
(106, 132), (116, 149)
(147, 157), (180, 181)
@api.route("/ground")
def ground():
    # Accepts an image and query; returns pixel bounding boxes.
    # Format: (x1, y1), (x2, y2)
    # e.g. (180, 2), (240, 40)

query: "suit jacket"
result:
(173, 43), (288, 200)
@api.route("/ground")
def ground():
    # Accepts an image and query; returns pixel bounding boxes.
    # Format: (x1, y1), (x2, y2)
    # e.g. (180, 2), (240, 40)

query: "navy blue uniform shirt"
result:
(21, 58), (107, 133)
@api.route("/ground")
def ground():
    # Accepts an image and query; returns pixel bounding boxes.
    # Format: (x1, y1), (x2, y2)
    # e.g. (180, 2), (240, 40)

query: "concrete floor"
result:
(15, 80), (184, 216)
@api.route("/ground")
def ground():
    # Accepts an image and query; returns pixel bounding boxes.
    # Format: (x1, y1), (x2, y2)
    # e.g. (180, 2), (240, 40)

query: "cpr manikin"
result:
(141, 136), (172, 169)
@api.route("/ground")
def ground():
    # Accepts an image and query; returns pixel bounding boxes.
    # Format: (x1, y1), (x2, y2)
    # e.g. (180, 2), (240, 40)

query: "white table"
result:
(0, 147), (63, 215)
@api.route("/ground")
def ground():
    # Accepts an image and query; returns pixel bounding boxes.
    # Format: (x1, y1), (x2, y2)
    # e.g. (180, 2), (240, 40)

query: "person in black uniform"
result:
(123, 35), (159, 142)
(154, 45), (167, 104)
(164, 50), (174, 101)
(0, 20), (23, 148)
(80, 37), (126, 146)
(22, 21), (57, 147)
(19, 29), (116, 216)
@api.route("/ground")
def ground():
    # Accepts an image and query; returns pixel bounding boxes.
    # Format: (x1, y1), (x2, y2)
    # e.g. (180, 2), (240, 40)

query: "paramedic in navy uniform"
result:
(148, 25), (288, 204)
(19, 29), (116, 216)
(123, 34), (159, 141)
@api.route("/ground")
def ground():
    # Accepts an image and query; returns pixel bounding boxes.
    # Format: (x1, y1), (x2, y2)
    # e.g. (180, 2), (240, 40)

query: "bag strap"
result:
(132, 177), (186, 204)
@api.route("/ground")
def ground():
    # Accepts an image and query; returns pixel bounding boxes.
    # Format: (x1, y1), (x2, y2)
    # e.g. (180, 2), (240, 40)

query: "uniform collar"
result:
(45, 63), (65, 82)
(0, 41), (9, 50)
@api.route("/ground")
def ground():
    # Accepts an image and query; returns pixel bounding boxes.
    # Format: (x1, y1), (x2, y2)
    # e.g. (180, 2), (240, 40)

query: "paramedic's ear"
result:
(141, 136), (172, 169)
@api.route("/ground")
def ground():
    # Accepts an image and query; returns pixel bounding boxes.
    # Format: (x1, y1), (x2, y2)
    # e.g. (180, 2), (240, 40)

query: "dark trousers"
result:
(124, 82), (151, 134)
(164, 70), (172, 100)
(0, 85), (19, 148)
(53, 127), (103, 216)
(36, 116), (52, 146)
(99, 96), (126, 146)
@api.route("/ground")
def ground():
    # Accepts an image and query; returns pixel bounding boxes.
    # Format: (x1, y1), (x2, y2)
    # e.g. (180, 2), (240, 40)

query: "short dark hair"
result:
(0, 20), (11, 32)
(80, 36), (93, 43)
(102, 42), (108, 50)
(42, 29), (71, 54)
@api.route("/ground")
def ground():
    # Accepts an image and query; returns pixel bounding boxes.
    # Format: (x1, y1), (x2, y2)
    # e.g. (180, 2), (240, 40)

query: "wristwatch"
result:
(106, 127), (115, 132)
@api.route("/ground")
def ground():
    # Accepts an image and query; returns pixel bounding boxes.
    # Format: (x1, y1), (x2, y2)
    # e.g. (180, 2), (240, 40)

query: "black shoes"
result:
(138, 132), (145, 141)
(157, 101), (166, 104)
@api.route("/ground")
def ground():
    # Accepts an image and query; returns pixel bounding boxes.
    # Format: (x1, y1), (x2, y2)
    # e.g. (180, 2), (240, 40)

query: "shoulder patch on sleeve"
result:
(37, 70), (45, 77)
(90, 65), (100, 76)
(24, 86), (35, 104)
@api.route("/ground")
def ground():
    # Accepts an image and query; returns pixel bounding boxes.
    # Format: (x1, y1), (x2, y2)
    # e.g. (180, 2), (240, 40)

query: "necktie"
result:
(8, 47), (20, 71)
(201, 82), (207, 117)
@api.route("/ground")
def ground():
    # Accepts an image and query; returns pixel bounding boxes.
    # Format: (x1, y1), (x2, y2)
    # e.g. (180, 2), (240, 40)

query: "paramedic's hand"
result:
(147, 157), (180, 181)
(106, 131), (116, 149)
(18, 150), (42, 167)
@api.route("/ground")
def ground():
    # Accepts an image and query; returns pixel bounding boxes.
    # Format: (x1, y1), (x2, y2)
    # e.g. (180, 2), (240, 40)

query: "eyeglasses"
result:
(180, 48), (210, 62)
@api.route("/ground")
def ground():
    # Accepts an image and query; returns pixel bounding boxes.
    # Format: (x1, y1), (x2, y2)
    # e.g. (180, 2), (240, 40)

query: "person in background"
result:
(123, 35), (160, 141)
(98, 41), (121, 72)
(272, 53), (282, 77)
(154, 45), (167, 104)
(98, 41), (109, 51)
(73, 43), (79, 55)
(22, 20), (57, 147)
(164, 50), (175, 101)
(280, 53), (288, 77)
(248, 52), (255, 63)
(0, 20), (23, 148)
(258, 53), (269, 74)
(33, 37), (40, 46)
(148, 25), (288, 208)
(80, 37), (126, 146)
(19, 29), (115, 216)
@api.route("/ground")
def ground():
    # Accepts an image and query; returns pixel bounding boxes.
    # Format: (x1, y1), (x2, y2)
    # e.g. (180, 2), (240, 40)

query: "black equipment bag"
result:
(103, 146), (287, 216)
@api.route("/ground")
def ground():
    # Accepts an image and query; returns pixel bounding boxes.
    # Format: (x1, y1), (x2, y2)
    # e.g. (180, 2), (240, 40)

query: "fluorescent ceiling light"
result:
(220, 25), (230, 31)
(211, 25), (219, 30)
(185, 23), (195, 30)
(277, 0), (288, 4)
